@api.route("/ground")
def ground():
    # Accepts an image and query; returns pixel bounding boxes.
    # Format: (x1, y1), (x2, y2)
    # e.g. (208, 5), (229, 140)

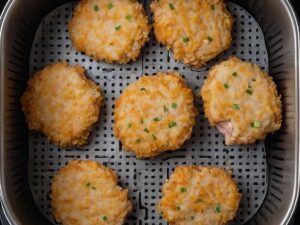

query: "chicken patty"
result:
(158, 165), (241, 225)
(21, 62), (103, 147)
(114, 72), (197, 158)
(51, 160), (132, 225)
(69, 0), (150, 64)
(201, 57), (282, 145)
(150, 0), (234, 67)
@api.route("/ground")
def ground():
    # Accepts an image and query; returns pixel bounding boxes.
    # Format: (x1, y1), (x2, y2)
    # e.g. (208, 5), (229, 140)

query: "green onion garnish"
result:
(125, 14), (132, 21)
(252, 78), (256, 81)
(248, 84), (253, 89)
(251, 121), (261, 128)
(107, 2), (114, 9)
(246, 89), (253, 95)
(176, 206), (181, 211)
(232, 104), (240, 110)
(144, 128), (149, 133)
(211, 5), (215, 10)
(224, 83), (229, 89)
(92, 186), (96, 190)
(232, 72), (238, 77)
(152, 134), (157, 140)
(140, 87), (147, 91)
(115, 25), (121, 31)
(93, 5), (99, 11)
(135, 138), (141, 144)
(180, 187), (187, 192)
(169, 3), (175, 10)
(215, 205), (222, 213)
(153, 117), (160, 122)
(191, 215), (195, 220)
(197, 199), (203, 203)
(86, 182), (91, 187)
(140, 119), (144, 124)
(164, 106), (169, 112)
(172, 103), (177, 108)
(207, 36), (213, 42)
(183, 36), (189, 43)
(102, 216), (108, 221)
(128, 123), (132, 128)
(169, 122), (177, 128)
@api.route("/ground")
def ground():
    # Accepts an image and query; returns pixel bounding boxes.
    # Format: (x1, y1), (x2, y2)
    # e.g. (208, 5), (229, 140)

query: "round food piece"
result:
(21, 62), (103, 147)
(51, 160), (132, 225)
(158, 165), (241, 225)
(114, 72), (197, 158)
(68, 0), (150, 64)
(150, 0), (234, 68)
(201, 57), (282, 145)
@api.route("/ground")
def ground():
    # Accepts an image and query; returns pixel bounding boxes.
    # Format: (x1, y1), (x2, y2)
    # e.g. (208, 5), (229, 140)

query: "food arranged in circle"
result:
(201, 57), (282, 145)
(21, 62), (103, 147)
(51, 160), (132, 225)
(150, 0), (234, 67)
(158, 165), (241, 225)
(114, 72), (197, 158)
(68, 0), (151, 64)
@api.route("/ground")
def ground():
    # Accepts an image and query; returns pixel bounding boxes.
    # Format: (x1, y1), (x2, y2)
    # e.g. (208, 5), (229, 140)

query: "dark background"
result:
(0, 0), (300, 224)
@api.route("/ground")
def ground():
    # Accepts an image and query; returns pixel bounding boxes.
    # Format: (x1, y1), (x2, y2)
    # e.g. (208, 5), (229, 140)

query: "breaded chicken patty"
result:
(150, 0), (233, 68)
(114, 72), (197, 158)
(201, 57), (282, 145)
(51, 160), (132, 225)
(21, 62), (103, 147)
(69, 0), (150, 64)
(158, 166), (241, 225)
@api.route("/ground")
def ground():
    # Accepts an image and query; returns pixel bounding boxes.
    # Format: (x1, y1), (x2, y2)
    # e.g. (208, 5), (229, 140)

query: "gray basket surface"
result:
(28, 1), (268, 225)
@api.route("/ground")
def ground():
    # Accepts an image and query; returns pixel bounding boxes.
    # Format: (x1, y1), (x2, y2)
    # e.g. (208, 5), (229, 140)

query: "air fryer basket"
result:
(0, 0), (299, 225)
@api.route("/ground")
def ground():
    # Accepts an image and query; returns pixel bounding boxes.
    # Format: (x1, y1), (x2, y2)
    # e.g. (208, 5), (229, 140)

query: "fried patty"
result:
(21, 62), (103, 147)
(51, 160), (132, 225)
(158, 165), (241, 225)
(114, 72), (197, 158)
(201, 57), (282, 145)
(150, 0), (233, 67)
(69, 0), (150, 64)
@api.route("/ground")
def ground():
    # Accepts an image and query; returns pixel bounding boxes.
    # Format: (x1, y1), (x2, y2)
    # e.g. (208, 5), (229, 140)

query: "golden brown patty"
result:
(51, 160), (132, 225)
(158, 165), (241, 225)
(201, 57), (282, 145)
(114, 72), (197, 158)
(69, 0), (150, 64)
(150, 0), (233, 67)
(21, 62), (103, 147)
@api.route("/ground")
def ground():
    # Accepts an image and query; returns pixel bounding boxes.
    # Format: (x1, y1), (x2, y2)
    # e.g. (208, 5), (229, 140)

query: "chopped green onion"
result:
(140, 87), (147, 91)
(176, 206), (181, 211)
(211, 5), (215, 10)
(232, 104), (240, 110)
(93, 5), (99, 11)
(224, 83), (229, 89)
(102, 216), (108, 221)
(164, 106), (169, 112)
(92, 186), (96, 190)
(107, 2), (114, 9)
(180, 187), (187, 192)
(215, 205), (222, 213)
(246, 89), (253, 95)
(169, 3), (175, 10)
(232, 72), (238, 77)
(251, 121), (261, 128)
(115, 25), (121, 31)
(197, 198), (203, 203)
(86, 182), (91, 187)
(140, 119), (144, 124)
(152, 134), (157, 140)
(169, 122), (177, 128)
(144, 128), (149, 133)
(183, 36), (189, 43)
(153, 117), (160, 122)
(207, 36), (213, 42)
(252, 78), (256, 81)
(248, 84), (253, 89)
(125, 14), (132, 21)
(128, 123), (132, 128)
(172, 103), (177, 108)
(191, 215), (195, 220)
(135, 138), (141, 144)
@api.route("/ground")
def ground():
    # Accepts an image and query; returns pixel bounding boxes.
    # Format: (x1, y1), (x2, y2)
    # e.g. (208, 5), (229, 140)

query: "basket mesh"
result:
(28, 1), (268, 224)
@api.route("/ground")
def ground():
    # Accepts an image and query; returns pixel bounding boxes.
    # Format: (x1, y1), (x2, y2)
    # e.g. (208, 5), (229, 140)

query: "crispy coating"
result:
(150, 0), (234, 68)
(68, 0), (150, 64)
(114, 72), (197, 158)
(51, 160), (132, 225)
(158, 165), (241, 225)
(201, 57), (282, 145)
(21, 62), (103, 147)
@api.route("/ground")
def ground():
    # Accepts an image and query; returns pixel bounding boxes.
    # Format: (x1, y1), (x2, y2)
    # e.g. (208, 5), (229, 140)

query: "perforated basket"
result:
(0, 0), (300, 225)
